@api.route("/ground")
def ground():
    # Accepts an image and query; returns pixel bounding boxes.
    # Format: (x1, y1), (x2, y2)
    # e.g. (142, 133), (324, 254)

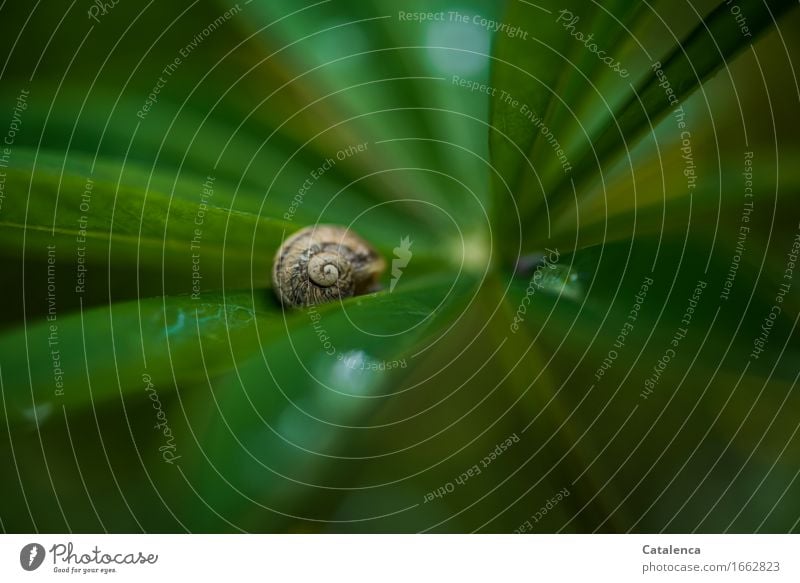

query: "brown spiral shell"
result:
(272, 225), (386, 307)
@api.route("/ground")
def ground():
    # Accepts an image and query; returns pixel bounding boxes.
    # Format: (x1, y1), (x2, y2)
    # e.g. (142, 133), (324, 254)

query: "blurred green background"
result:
(0, 0), (798, 532)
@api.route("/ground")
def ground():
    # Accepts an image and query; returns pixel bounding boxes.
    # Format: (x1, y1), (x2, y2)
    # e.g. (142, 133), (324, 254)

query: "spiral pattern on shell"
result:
(272, 225), (386, 307)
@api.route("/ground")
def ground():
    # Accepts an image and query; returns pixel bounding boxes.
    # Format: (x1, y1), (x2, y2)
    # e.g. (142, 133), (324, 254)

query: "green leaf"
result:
(498, 238), (800, 531)
(0, 152), (291, 305)
(0, 272), (474, 424)
(152, 273), (479, 530)
(489, 0), (647, 258)
(569, 0), (794, 182)
(489, 0), (796, 260)
(0, 292), (263, 423)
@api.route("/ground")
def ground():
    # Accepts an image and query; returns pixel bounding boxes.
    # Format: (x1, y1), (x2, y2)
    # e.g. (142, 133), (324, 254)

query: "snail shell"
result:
(272, 225), (386, 307)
